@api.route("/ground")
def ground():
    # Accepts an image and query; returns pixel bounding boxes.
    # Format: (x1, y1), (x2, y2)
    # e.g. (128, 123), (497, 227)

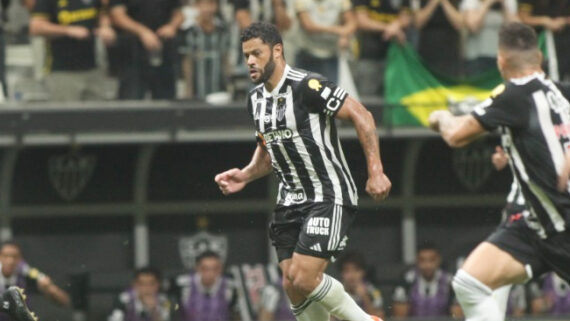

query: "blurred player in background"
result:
(392, 242), (454, 318)
(529, 272), (570, 315)
(337, 251), (384, 319)
(215, 21), (391, 321)
(0, 241), (70, 308)
(429, 22), (570, 321)
(172, 251), (238, 321)
(108, 267), (172, 321)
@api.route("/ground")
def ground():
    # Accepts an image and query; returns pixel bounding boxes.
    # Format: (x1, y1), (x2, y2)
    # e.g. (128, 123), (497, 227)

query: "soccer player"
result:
(429, 22), (570, 321)
(215, 22), (391, 321)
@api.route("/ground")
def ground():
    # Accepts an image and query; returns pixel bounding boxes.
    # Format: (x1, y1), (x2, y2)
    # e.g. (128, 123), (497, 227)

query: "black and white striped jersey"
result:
(247, 65), (358, 207)
(473, 72), (570, 238)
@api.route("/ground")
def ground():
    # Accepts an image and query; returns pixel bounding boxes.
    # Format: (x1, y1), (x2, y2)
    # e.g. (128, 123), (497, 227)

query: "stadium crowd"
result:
(0, 0), (568, 101)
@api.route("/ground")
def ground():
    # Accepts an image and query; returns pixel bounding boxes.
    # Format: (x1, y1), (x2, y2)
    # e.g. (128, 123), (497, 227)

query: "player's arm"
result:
(428, 111), (486, 147)
(215, 144), (272, 195)
(337, 97), (391, 200)
(37, 274), (71, 307)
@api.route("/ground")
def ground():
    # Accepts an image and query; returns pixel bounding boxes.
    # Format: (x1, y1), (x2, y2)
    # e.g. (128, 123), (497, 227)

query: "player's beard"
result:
(253, 54), (276, 85)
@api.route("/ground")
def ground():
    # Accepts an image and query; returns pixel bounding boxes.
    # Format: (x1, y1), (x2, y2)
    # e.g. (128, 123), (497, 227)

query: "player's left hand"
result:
(156, 24), (177, 39)
(366, 172), (391, 201)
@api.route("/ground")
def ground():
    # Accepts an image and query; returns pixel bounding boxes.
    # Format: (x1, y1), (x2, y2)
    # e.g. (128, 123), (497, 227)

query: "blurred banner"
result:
(384, 43), (502, 127)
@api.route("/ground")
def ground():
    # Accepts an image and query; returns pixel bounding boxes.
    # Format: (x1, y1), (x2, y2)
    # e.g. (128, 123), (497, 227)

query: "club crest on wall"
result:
(48, 152), (97, 201)
(179, 231), (228, 269)
(452, 142), (492, 192)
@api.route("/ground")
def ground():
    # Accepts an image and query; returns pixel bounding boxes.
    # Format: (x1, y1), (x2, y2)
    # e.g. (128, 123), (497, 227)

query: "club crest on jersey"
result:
(263, 128), (293, 143)
(306, 217), (330, 236)
(308, 79), (322, 91)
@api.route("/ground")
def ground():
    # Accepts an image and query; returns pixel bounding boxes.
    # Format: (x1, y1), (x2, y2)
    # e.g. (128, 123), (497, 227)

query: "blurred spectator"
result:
(29, 0), (116, 101)
(506, 284), (527, 317)
(518, 0), (570, 82)
(392, 242), (453, 318)
(108, 267), (173, 321)
(353, 0), (409, 96)
(529, 272), (570, 315)
(336, 251), (384, 319)
(0, 241), (70, 310)
(171, 251), (238, 321)
(257, 279), (295, 321)
(109, 0), (183, 100)
(180, 0), (230, 99)
(461, 0), (517, 75)
(234, 0), (291, 31)
(294, 0), (356, 82)
(409, 0), (462, 76)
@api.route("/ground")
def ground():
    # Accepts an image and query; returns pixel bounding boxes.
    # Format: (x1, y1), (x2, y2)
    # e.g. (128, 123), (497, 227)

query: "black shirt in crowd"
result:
(32, 0), (100, 71)
(353, 0), (405, 61)
(109, 0), (180, 31)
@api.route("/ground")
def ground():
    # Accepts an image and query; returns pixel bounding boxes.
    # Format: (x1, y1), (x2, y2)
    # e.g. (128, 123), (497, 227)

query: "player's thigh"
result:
(461, 242), (528, 289)
(295, 203), (356, 261)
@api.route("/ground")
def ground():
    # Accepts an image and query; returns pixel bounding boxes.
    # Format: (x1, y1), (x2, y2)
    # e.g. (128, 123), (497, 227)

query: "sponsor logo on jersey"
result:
(284, 189), (306, 204)
(306, 217), (330, 236)
(308, 79), (322, 91)
(263, 128), (293, 143)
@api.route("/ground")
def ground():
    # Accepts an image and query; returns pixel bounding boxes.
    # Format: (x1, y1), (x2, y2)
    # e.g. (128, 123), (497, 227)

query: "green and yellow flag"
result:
(384, 32), (549, 127)
(384, 43), (502, 127)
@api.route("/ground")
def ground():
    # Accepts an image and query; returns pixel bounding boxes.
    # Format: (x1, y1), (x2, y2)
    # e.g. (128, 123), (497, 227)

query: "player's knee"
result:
(287, 263), (318, 295)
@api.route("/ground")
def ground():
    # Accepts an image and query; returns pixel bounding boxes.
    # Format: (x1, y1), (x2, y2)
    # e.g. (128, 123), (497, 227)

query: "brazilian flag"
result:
(383, 43), (502, 127)
(383, 32), (550, 127)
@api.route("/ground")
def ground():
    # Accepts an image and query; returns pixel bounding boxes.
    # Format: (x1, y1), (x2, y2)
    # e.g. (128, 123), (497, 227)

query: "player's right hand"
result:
(66, 26), (90, 39)
(215, 168), (247, 195)
(366, 172), (391, 201)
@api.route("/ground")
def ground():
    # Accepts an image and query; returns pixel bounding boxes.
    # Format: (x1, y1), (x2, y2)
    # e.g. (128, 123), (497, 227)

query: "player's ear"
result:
(273, 43), (283, 60)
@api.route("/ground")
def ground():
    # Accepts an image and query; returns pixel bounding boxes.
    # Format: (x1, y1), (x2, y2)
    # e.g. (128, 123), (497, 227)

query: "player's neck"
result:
(504, 67), (543, 80)
(264, 62), (286, 93)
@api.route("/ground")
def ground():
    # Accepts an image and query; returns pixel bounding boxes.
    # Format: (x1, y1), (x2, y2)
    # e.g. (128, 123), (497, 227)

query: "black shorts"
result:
(486, 212), (570, 282)
(269, 202), (357, 262)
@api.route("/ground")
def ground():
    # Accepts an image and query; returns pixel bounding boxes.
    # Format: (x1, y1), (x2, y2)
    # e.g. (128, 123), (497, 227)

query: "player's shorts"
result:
(269, 202), (357, 262)
(486, 211), (570, 282)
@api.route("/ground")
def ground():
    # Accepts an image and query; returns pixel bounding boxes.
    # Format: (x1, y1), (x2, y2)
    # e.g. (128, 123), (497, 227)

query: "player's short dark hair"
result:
(499, 22), (538, 51)
(338, 251), (367, 271)
(196, 250), (221, 265)
(0, 240), (22, 253)
(417, 241), (439, 254)
(134, 266), (162, 281)
(240, 22), (283, 48)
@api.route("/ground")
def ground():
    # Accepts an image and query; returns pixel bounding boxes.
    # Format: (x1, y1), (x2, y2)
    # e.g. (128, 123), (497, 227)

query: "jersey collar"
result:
(263, 64), (291, 98)
(510, 71), (545, 85)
